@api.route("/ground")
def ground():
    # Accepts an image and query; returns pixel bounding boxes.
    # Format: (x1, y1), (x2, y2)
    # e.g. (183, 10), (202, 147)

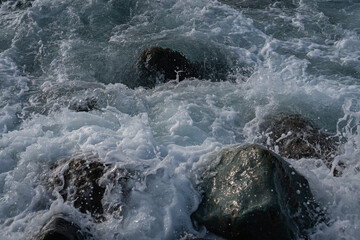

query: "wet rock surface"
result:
(69, 97), (98, 112)
(135, 47), (198, 88)
(41, 155), (144, 239)
(192, 144), (323, 240)
(34, 215), (85, 240)
(49, 154), (139, 222)
(50, 155), (106, 220)
(259, 113), (341, 173)
(218, 0), (297, 9)
(1, 0), (34, 10)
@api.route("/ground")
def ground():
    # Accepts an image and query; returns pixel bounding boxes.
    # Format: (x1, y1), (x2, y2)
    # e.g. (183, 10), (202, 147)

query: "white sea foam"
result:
(0, 0), (359, 239)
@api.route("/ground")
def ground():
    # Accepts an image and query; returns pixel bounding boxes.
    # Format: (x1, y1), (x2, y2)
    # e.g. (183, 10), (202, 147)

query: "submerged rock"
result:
(49, 154), (138, 222)
(218, 0), (297, 9)
(69, 97), (98, 112)
(51, 155), (106, 220)
(181, 238), (207, 240)
(259, 113), (341, 174)
(135, 47), (198, 88)
(1, 0), (34, 10)
(192, 144), (323, 240)
(34, 215), (85, 240)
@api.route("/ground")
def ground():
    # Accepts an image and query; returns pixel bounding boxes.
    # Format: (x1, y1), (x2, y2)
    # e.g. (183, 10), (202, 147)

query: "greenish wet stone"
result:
(192, 144), (322, 240)
(34, 216), (85, 240)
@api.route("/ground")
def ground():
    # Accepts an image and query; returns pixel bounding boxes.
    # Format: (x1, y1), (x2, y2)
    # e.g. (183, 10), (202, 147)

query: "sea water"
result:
(0, 0), (359, 239)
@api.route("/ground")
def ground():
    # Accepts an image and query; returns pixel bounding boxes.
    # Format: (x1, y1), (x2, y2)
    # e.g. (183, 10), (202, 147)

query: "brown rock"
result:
(259, 113), (342, 175)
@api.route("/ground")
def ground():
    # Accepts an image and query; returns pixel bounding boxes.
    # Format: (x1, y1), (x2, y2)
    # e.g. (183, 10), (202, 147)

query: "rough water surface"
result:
(0, 0), (359, 239)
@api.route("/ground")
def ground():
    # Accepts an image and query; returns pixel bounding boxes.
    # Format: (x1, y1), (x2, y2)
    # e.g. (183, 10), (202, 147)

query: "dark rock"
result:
(179, 234), (208, 240)
(192, 144), (323, 240)
(259, 113), (341, 174)
(69, 97), (98, 112)
(218, 0), (297, 9)
(49, 155), (139, 222)
(34, 215), (85, 240)
(179, 233), (209, 240)
(51, 155), (106, 220)
(101, 167), (140, 221)
(181, 238), (208, 240)
(15, 0), (33, 9)
(135, 47), (198, 88)
(1, 0), (35, 10)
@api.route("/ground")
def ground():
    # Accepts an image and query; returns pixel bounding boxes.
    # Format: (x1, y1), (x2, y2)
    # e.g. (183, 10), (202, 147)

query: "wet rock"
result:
(51, 155), (106, 220)
(101, 167), (140, 221)
(14, 0), (33, 9)
(259, 113), (341, 174)
(181, 238), (208, 240)
(34, 215), (85, 240)
(49, 154), (139, 222)
(1, 0), (35, 10)
(69, 97), (98, 112)
(179, 234), (208, 240)
(135, 47), (198, 88)
(218, 0), (296, 9)
(192, 144), (323, 240)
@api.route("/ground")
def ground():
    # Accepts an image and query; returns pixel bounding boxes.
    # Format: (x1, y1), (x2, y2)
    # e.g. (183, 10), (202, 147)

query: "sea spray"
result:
(1, 0), (360, 239)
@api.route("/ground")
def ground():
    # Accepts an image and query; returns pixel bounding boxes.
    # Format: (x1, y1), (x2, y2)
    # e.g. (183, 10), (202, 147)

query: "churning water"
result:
(0, 0), (359, 239)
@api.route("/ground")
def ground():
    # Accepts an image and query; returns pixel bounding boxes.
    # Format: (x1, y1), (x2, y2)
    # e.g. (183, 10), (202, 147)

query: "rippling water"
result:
(0, 0), (359, 239)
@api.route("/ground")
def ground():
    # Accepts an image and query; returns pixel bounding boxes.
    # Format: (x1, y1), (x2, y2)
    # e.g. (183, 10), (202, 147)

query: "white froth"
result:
(0, 0), (360, 239)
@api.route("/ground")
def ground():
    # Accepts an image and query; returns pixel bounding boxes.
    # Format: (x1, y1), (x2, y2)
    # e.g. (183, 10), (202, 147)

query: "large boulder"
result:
(135, 47), (198, 88)
(34, 215), (85, 240)
(192, 144), (323, 240)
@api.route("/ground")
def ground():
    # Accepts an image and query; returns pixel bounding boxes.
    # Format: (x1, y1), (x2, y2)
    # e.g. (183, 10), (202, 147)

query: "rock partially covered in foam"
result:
(68, 97), (98, 112)
(1, 0), (34, 10)
(218, 0), (297, 9)
(34, 215), (85, 240)
(259, 113), (341, 174)
(135, 47), (198, 88)
(192, 144), (323, 240)
(49, 154), (138, 222)
(51, 155), (106, 220)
